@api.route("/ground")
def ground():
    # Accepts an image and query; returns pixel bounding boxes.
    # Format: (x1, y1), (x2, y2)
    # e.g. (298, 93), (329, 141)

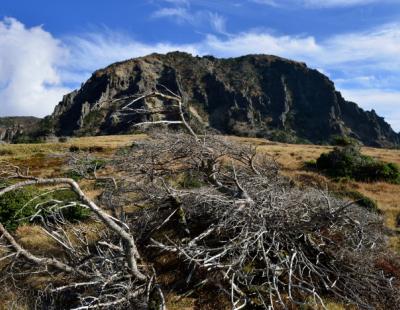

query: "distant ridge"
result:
(14, 52), (400, 147)
(0, 117), (41, 143)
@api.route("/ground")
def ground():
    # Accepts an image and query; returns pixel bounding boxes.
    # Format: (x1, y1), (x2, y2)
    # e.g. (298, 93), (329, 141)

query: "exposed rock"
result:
(50, 52), (400, 147)
(0, 117), (41, 143)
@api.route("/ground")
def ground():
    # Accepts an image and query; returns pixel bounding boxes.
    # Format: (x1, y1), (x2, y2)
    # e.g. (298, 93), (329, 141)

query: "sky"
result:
(0, 0), (399, 131)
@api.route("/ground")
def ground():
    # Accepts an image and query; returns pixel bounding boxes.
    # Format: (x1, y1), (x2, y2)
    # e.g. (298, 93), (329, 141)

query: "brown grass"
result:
(1, 133), (399, 308)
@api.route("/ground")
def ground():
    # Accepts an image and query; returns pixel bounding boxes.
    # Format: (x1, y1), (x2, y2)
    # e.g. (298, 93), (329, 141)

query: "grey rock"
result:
(49, 52), (399, 147)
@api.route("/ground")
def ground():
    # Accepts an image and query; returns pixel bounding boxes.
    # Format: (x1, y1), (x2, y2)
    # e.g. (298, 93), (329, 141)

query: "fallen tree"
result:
(0, 86), (399, 309)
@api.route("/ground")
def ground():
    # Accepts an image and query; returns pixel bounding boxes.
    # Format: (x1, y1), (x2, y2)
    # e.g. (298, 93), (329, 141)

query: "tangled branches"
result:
(0, 165), (155, 309)
(116, 132), (399, 309)
(0, 87), (399, 309)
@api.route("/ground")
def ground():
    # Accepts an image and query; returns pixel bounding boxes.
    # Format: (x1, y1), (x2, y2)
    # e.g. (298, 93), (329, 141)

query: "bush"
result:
(0, 149), (13, 156)
(0, 187), (90, 230)
(315, 145), (400, 183)
(331, 135), (360, 147)
(336, 190), (380, 213)
(0, 188), (36, 230)
(177, 172), (204, 189)
(303, 159), (317, 169)
(66, 157), (107, 181)
(69, 145), (80, 152)
(69, 145), (105, 153)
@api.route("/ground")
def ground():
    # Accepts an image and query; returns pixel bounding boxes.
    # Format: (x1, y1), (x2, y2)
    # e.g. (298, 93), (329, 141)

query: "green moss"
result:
(0, 188), (36, 230)
(178, 171), (204, 189)
(0, 187), (90, 230)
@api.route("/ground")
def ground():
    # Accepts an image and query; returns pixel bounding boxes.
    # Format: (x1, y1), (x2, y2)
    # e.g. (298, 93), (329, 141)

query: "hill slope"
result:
(0, 117), (41, 143)
(51, 52), (400, 147)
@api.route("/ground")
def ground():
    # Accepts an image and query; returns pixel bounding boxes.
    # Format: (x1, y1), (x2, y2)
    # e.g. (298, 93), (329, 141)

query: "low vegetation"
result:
(313, 143), (400, 183)
(0, 185), (90, 230)
(335, 189), (380, 213)
(0, 94), (399, 309)
(2, 131), (399, 309)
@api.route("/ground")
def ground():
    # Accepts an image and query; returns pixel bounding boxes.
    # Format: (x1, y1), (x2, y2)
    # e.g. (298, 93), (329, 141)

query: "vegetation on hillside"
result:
(0, 93), (399, 309)
(311, 141), (400, 183)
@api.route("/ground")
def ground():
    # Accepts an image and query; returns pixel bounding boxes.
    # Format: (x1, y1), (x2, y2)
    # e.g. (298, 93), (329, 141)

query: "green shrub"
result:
(69, 145), (105, 153)
(0, 187), (90, 230)
(303, 159), (317, 169)
(65, 157), (107, 181)
(0, 149), (13, 156)
(0, 188), (36, 230)
(178, 172), (204, 189)
(331, 135), (360, 147)
(315, 145), (400, 183)
(336, 190), (380, 214)
(69, 145), (80, 152)
(64, 170), (84, 181)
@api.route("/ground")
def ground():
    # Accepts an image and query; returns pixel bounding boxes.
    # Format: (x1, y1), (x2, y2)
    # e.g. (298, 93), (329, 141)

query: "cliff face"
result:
(0, 117), (41, 143)
(51, 52), (400, 147)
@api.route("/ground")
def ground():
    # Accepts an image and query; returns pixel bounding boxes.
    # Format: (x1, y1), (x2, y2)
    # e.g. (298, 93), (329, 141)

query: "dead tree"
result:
(111, 85), (398, 308)
(1, 87), (399, 309)
(0, 86), (197, 309)
(111, 131), (399, 309)
(0, 162), (152, 309)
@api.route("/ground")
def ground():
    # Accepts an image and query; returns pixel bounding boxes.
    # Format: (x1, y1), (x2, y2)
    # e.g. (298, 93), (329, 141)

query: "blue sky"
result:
(0, 0), (399, 131)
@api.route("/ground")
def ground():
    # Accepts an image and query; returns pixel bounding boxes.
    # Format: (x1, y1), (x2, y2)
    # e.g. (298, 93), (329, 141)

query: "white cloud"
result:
(252, 0), (395, 8)
(201, 32), (320, 59)
(0, 17), (399, 132)
(323, 24), (400, 70)
(0, 17), (70, 116)
(303, 0), (391, 8)
(66, 31), (197, 75)
(152, 0), (228, 34)
(152, 7), (192, 21)
(198, 23), (400, 73)
(208, 13), (227, 34)
(0, 18), (197, 117)
(341, 88), (400, 131)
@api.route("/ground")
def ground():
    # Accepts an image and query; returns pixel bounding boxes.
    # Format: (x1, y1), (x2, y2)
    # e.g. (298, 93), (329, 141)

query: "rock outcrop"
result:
(51, 52), (399, 147)
(0, 117), (41, 143)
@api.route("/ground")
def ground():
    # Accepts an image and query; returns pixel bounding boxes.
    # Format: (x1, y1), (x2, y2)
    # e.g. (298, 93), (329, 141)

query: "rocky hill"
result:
(51, 52), (399, 147)
(0, 117), (41, 143)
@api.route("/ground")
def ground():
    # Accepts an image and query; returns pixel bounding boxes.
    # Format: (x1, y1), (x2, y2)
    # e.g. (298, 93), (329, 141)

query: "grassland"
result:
(0, 134), (399, 309)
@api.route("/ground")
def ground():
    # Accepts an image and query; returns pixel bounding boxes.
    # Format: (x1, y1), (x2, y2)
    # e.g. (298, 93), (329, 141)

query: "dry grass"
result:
(15, 225), (61, 256)
(231, 136), (400, 253)
(1, 134), (399, 308)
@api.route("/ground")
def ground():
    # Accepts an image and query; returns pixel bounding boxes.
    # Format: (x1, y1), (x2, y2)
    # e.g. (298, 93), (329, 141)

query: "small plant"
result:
(0, 188), (36, 230)
(0, 187), (90, 230)
(178, 171), (204, 189)
(303, 159), (317, 169)
(336, 190), (380, 213)
(69, 145), (105, 153)
(331, 135), (360, 147)
(69, 145), (80, 152)
(66, 155), (107, 180)
(315, 144), (400, 183)
(0, 149), (13, 156)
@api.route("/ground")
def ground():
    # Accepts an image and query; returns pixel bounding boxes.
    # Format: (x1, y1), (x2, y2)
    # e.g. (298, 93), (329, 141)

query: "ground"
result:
(0, 134), (399, 309)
